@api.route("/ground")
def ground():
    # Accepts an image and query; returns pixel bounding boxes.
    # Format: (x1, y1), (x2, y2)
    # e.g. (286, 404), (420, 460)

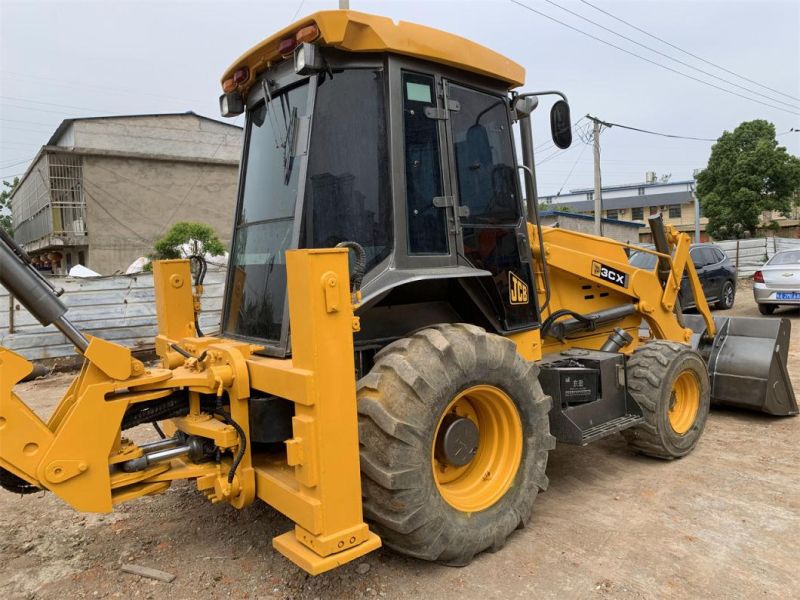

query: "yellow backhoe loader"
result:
(1, 10), (796, 575)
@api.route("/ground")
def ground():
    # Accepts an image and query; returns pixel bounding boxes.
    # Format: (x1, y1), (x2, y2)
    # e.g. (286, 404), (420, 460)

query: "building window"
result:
(668, 204), (682, 218)
(587, 192), (593, 201)
(650, 206), (659, 216)
(606, 209), (619, 220)
(637, 187), (645, 196)
(632, 207), (644, 220)
(78, 250), (86, 266)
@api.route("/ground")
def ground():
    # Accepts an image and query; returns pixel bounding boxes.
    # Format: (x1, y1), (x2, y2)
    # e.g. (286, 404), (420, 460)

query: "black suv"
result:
(629, 243), (737, 310)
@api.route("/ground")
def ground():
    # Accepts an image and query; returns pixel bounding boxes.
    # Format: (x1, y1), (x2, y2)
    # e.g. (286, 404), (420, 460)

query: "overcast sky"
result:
(1, 0), (798, 196)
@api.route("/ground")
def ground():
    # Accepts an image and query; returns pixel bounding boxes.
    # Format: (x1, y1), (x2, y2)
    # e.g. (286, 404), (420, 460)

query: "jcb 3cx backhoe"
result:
(1, 10), (797, 575)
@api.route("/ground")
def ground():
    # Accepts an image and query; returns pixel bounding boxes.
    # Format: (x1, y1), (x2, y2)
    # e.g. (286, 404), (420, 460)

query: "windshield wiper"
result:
(283, 106), (298, 184)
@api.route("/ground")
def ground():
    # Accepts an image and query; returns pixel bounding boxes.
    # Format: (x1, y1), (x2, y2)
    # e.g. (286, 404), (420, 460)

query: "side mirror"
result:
(550, 100), (572, 149)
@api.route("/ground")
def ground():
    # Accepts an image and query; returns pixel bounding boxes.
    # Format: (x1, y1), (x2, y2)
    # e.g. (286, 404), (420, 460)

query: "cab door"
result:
(442, 80), (537, 330)
(396, 69), (459, 266)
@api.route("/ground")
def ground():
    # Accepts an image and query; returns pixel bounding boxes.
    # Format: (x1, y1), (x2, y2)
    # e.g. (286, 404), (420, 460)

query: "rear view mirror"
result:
(550, 100), (572, 149)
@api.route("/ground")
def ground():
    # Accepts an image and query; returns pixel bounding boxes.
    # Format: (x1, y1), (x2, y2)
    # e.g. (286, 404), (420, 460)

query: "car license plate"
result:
(776, 292), (800, 300)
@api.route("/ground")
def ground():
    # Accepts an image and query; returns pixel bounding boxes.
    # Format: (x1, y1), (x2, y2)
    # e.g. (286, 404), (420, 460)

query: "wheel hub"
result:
(432, 385), (523, 513)
(436, 414), (479, 467)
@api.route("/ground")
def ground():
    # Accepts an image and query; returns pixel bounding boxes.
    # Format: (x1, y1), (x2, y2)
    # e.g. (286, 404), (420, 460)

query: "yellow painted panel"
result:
(222, 10), (525, 94)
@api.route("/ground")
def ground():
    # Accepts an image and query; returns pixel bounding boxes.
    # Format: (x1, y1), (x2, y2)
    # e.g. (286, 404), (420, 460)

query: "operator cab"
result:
(218, 12), (570, 357)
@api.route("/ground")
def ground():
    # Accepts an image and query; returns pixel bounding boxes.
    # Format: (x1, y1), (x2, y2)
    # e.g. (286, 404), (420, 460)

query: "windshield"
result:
(768, 250), (800, 265)
(629, 249), (658, 270)
(224, 82), (309, 343)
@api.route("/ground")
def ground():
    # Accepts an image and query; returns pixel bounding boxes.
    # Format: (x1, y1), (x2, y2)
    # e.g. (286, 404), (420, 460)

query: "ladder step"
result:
(580, 414), (644, 445)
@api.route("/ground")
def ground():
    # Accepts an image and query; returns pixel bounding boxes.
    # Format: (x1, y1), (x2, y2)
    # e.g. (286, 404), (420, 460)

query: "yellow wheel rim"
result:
(669, 371), (700, 435)
(432, 385), (523, 513)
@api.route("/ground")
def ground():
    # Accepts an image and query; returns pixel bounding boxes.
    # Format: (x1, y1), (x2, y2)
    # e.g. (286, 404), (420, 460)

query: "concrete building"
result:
(539, 210), (643, 243)
(539, 174), (703, 241)
(10, 112), (242, 274)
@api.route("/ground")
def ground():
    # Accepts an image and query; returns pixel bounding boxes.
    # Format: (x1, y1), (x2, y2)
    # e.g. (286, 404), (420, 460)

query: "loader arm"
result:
(524, 222), (716, 347)
(520, 221), (796, 417)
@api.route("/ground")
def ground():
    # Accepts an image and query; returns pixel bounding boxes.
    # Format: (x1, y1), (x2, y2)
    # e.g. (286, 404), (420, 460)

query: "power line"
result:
(541, 0), (798, 110)
(0, 156), (34, 169)
(535, 117), (586, 153)
(0, 95), (114, 115)
(508, 0), (800, 117)
(0, 70), (198, 106)
(578, 0), (800, 103)
(290, 0), (306, 23)
(585, 115), (718, 142)
(554, 141), (589, 197)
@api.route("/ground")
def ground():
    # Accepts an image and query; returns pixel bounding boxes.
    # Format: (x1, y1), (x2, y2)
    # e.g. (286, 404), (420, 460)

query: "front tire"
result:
(357, 324), (554, 565)
(623, 340), (710, 459)
(716, 280), (735, 309)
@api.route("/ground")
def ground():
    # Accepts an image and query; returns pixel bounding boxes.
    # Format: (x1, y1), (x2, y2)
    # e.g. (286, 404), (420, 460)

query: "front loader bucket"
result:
(682, 315), (798, 416)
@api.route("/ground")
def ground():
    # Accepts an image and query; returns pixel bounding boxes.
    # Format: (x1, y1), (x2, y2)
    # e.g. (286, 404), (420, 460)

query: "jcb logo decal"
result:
(591, 261), (629, 288)
(509, 272), (529, 305)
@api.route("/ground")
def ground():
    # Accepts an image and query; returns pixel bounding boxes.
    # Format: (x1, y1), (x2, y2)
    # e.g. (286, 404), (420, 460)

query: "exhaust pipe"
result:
(683, 314), (798, 416)
(0, 229), (88, 352)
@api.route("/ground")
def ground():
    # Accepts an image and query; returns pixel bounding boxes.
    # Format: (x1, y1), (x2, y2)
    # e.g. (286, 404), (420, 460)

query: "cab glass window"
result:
(224, 82), (309, 343)
(301, 69), (392, 272)
(402, 72), (448, 254)
(448, 84), (519, 224)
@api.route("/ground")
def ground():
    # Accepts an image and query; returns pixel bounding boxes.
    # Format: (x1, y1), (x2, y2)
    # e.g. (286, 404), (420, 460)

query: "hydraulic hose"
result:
(211, 409), (247, 484)
(335, 241), (366, 292)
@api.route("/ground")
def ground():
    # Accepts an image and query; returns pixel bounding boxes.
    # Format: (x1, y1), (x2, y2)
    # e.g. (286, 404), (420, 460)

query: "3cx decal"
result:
(591, 261), (629, 288)
(509, 271), (530, 304)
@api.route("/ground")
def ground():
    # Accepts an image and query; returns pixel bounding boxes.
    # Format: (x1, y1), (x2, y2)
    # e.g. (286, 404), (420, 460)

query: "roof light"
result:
(220, 92), (244, 118)
(295, 24), (320, 44)
(294, 43), (324, 75)
(278, 36), (298, 57)
(222, 77), (236, 93)
(233, 67), (249, 85)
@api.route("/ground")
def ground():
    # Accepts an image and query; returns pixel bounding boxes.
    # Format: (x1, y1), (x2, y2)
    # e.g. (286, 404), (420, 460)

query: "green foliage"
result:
(539, 201), (572, 213)
(151, 221), (226, 261)
(0, 177), (20, 234)
(696, 120), (800, 239)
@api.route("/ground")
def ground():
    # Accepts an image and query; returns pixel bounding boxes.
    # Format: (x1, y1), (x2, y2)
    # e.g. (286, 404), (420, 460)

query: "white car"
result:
(753, 249), (800, 314)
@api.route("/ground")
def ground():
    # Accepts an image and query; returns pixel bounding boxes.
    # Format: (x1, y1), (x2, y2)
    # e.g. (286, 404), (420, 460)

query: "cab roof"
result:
(221, 10), (525, 95)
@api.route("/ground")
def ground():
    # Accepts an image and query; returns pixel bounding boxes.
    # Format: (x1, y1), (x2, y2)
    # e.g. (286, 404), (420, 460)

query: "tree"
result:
(0, 177), (20, 234)
(696, 120), (800, 239)
(151, 221), (226, 262)
(539, 201), (572, 213)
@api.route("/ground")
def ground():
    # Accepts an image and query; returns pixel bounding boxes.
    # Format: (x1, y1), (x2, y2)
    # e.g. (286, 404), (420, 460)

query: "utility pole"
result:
(586, 115), (610, 237)
(690, 184), (701, 243)
(339, 0), (350, 8)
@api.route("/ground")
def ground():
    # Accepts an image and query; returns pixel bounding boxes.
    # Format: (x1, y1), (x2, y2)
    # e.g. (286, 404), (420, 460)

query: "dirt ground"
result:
(2, 281), (799, 600)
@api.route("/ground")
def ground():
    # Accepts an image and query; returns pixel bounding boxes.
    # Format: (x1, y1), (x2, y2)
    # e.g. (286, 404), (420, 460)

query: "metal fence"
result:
(715, 237), (800, 278)
(0, 267), (225, 362)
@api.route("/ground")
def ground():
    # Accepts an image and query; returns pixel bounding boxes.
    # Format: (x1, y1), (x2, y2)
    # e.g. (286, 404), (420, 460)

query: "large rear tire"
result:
(357, 324), (554, 565)
(622, 340), (710, 459)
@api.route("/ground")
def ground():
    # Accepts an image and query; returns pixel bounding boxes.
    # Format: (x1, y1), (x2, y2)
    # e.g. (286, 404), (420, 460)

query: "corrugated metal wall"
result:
(0, 268), (225, 361)
(715, 237), (800, 278)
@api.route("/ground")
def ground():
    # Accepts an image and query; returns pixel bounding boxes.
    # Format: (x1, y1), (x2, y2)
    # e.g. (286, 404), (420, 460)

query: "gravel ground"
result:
(2, 281), (798, 600)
